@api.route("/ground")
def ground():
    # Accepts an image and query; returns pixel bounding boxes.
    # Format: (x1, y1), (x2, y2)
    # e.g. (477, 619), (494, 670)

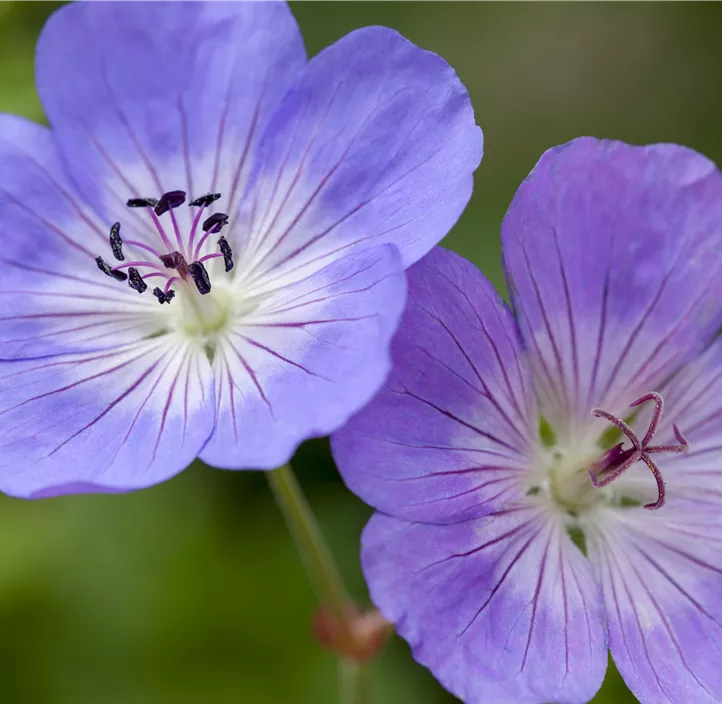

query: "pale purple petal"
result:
(200, 245), (406, 470)
(587, 505), (722, 703)
(363, 505), (607, 704)
(332, 248), (536, 523)
(0, 337), (215, 497)
(502, 138), (722, 435)
(36, 1), (306, 234)
(0, 114), (160, 358)
(233, 26), (482, 287)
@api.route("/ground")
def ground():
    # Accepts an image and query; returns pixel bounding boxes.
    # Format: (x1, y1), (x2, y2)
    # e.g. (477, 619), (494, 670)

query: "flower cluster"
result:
(0, 1), (481, 497)
(333, 139), (722, 703)
(3, 3), (722, 703)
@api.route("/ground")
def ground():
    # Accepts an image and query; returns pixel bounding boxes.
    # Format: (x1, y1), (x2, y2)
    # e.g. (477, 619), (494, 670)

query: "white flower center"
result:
(176, 280), (233, 339)
(546, 444), (601, 511)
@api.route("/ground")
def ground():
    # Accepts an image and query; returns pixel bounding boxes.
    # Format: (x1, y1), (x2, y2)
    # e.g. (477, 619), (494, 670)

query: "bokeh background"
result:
(1, 2), (721, 702)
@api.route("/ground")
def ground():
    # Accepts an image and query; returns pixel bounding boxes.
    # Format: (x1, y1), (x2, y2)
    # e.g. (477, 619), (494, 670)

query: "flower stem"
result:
(339, 660), (371, 704)
(267, 463), (362, 701)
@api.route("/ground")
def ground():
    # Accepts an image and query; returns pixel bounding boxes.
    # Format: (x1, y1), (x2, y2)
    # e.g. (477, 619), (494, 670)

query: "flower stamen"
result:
(194, 213), (229, 261)
(589, 391), (689, 510)
(154, 190), (186, 217)
(122, 239), (162, 258)
(152, 287), (175, 305)
(147, 202), (175, 252)
(188, 192), (222, 208)
(127, 266), (148, 294)
(188, 260), (211, 295)
(187, 193), (219, 252)
(109, 222), (124, 261)
(218, 235), (234, 272)
(112, 260), (164, 272)
(164, 276), (181, 293)
(95, 255), (127, 282)
(93, 190), (234, 303)
(126, 197), (158, 208)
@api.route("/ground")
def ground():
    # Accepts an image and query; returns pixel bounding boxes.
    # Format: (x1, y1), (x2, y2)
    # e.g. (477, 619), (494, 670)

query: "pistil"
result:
(589, 391), (689, 510)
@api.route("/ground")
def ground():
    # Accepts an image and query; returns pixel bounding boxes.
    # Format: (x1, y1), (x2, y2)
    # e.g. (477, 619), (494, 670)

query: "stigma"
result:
(589, 392), (689, 510)
(94, 189), (233, 304)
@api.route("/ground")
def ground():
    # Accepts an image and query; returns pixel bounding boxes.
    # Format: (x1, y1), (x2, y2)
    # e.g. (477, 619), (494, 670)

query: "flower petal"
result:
(200, 244), (406, 470)
(0, 336), (215, 497)
(332, 248), (536, 524)
(502, 138), (722, 434)
(36, 1), (305, 231)
(586, 506), (722, 703)
(233, 26), (482, 287)
(363, 505), (607, 704)
(0, 114), (161, 359)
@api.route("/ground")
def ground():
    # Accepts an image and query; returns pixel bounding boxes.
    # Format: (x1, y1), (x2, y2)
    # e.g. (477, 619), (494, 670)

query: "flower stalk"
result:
(339, 660), (371, 704)
(267, 463), (367, 703)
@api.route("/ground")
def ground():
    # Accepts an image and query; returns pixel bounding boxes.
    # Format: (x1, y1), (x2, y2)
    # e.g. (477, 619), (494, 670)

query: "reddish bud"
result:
(312, 604), (393, 663)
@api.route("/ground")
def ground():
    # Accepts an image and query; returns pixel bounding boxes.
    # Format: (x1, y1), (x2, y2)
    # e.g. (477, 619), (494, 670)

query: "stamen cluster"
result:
(95, 189), (234, 304)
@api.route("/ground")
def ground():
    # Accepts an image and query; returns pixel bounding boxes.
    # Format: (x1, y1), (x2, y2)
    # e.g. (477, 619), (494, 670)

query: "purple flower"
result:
(0, 2), (482, 497)
(333, 138), (722, 703)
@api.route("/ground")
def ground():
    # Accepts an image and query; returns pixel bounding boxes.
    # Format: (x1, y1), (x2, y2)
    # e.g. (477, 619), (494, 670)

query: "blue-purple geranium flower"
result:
(333, 139), (722, 703)
(0, 2), (481, 497)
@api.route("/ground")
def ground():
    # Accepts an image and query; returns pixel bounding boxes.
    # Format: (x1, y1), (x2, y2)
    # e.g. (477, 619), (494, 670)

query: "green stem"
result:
(267, 463), (357, 660)
(339, 660), (371, 704)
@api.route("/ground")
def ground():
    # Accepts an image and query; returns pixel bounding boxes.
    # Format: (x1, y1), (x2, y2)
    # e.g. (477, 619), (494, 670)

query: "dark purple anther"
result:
(109, 222), (124, 261)
(104, 186), (235, 295)
(96, 256), (128, 281)
(189, 192), (221, 208)
(218, 235), (234, 272)
(127, 267), (148, 294)
(589, 391), (689, 510)
(188, 260), (211, 295)
(153, 287), (176, 305)
(202, 212), (229, 233)
(159, 251), (190, 279)
(126, 197), (159, 208)
(154, 190), (187, 216)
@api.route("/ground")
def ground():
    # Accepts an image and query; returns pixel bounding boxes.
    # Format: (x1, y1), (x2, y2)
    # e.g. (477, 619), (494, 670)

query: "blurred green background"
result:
(1, 2), (721, 702)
